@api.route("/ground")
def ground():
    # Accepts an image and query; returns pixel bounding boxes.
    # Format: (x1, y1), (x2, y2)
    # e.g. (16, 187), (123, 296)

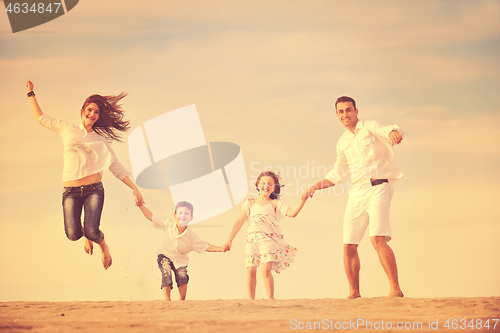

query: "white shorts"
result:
(343, 182), (394, 244)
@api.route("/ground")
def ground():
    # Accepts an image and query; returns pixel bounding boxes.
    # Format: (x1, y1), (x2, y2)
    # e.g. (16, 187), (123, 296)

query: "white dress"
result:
(244, 199), (297, 273)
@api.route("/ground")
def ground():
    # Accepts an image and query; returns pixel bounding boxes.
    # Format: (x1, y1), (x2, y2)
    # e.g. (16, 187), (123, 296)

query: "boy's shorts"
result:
(343, 182), (394, 245)
(157, 254), (189, 289)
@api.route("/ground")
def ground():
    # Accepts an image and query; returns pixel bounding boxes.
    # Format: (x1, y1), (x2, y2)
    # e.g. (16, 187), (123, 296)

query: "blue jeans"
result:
(157, 254), (189, 289)
(62, 182), (105, 244)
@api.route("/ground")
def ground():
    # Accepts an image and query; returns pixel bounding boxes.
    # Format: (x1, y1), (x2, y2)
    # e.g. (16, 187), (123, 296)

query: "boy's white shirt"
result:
(152, 214), (210, 268)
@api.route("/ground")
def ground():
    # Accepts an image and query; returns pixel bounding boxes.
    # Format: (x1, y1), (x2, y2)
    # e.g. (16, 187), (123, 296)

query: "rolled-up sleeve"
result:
(152, 214), (167, 230)
(191, 232), (210, 255)
(390, 124), (404, 139)
(325, 141), (349, 185)
(105, 142), (132, 180)
(365, 120), (404, 142)
(37, 114), (66, 134)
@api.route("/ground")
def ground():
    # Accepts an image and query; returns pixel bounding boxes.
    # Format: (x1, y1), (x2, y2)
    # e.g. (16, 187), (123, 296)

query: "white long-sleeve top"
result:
(325, 119), (404, 193)
(37, 114), (131, 182)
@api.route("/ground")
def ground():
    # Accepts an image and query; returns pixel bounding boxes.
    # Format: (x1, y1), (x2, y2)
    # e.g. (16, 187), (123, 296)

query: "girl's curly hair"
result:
(81, 92), (130, 142)
(255, 170), (284, 200)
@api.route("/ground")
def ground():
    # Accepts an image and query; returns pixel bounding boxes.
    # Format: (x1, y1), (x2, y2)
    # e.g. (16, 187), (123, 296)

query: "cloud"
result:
(47, 1), (498, 41)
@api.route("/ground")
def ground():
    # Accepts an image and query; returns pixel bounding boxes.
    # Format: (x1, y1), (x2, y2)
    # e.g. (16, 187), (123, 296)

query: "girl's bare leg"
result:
(261, 262), (275, 299)
(246, 267), (257, 300)
(98, 238), (112, 270)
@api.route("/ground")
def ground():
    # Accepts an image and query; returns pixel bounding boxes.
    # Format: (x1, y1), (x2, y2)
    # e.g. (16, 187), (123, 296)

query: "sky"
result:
(0, 0), (499, 302)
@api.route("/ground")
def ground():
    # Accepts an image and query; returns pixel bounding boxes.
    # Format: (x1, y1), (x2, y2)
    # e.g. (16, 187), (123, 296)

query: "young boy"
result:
(139, 201), (224, 301)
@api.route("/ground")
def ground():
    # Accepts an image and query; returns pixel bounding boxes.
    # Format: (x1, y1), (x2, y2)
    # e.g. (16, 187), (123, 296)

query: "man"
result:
(303, 96), (404, 298)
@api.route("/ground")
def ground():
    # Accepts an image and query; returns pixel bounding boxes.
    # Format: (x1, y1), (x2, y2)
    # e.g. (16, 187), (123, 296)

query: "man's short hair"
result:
(335, 96), (356, 111)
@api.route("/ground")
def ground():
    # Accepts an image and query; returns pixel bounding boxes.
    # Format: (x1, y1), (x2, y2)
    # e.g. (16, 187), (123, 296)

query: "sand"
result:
(1, 297), (499, 333)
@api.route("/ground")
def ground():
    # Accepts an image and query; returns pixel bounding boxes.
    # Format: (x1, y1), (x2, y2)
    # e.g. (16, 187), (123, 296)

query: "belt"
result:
(64, 182), (103, 190)
(370, 179), (388, 186)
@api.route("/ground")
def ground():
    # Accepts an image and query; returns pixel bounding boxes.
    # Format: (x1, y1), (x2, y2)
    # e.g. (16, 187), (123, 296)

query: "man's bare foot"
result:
(389, 290), (404, 297)
(84, 237), (93, 255)
(347, 293), (361, 299)
(99, 241), (112, 270)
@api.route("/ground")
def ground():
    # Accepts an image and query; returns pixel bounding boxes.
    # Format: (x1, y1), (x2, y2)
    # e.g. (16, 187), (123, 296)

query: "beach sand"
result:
(1, 297), (499, 332)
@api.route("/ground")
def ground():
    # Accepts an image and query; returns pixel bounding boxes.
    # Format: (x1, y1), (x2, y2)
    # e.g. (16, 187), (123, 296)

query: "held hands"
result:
(121, 177), (145, 206)
(389, 130), (403, 146)
(133, 188), (145, 206)
(301, 185), (317, 200)
(221, 241), (232, 252)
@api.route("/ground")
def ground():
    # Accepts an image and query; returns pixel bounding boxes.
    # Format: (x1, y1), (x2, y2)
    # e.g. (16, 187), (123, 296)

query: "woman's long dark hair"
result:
(81, 92), (130, 142)
(255, 170), (284, 200)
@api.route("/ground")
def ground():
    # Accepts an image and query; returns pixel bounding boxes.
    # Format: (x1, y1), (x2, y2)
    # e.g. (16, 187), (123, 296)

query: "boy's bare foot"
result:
(347, 293), (361, 299)
(389, 290), (404, 297)
(84, 237), (93, 255)
(99, 240), (112, 270)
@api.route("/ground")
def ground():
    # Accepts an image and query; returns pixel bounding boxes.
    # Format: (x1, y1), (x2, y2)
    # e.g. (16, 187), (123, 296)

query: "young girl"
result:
(222, 171), (308, 299)
(26, 81), (144, 270)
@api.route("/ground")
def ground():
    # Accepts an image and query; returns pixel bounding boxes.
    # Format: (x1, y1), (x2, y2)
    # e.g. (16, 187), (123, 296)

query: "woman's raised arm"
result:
(26, 81), (43, 120)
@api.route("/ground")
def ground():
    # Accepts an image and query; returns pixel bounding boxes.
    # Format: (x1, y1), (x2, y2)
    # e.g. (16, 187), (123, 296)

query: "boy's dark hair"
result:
(175, 201), (194, 216)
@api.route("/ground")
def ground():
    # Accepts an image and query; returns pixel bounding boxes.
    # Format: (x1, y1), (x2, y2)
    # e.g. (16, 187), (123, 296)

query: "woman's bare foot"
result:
(98, 239), (112, 270)
(83, 237), (93, 255)
(389, 290), (404, 297)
